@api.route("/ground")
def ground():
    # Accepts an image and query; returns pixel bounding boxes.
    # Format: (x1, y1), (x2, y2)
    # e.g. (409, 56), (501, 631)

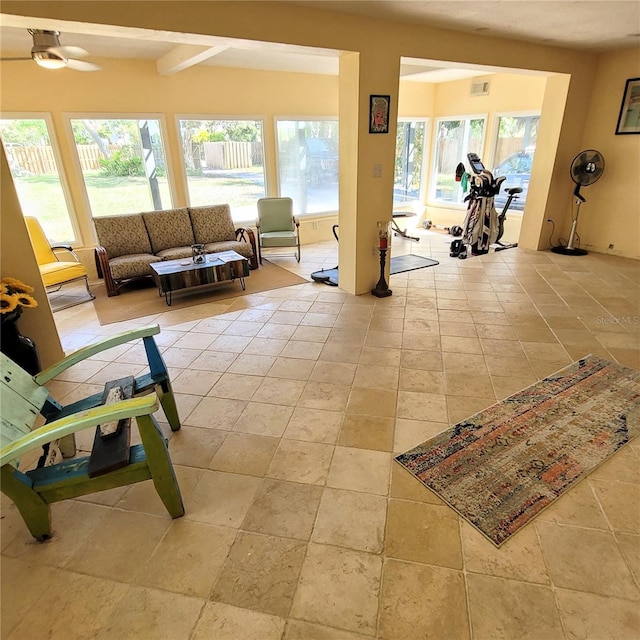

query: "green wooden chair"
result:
(0, 325), (184, 541)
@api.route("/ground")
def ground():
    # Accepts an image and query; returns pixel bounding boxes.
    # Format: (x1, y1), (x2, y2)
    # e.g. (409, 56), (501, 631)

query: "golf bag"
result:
(460, 160), (505, 256)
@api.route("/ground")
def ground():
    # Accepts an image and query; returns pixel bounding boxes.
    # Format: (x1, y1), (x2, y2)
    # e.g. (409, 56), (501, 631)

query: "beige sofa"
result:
(94, 204), (258, 296)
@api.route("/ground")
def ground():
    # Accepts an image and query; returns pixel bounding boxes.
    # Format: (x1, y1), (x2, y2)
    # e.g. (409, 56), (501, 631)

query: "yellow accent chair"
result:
(256, 197), (300, 263)
(25, 216), (95, 311)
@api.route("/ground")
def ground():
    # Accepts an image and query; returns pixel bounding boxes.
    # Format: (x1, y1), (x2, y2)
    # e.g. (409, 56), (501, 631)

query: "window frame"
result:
(63, 112), (176, 224)
(429, 114), (487, 208)
(1, 111), (83, 247)
(393, 117), (429, 212)
(490, 110), (540, 168)
(490, 110), (540, 213)
(274, 115), (339, 218)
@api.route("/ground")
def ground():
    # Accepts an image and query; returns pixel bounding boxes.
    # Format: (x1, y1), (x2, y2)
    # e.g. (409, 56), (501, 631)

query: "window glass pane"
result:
(394, 120), (427, 207)
(432, 117), (485, 205)
(276, 120), (339, 215)
(492, 114), (539, 211)
(0, 118), (76, 242)
(70, 118), (171, 217)
(178, 119), (265, 223)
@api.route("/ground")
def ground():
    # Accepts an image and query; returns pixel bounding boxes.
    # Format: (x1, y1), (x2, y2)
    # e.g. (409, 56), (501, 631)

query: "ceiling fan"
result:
(0, 29), (101, 71)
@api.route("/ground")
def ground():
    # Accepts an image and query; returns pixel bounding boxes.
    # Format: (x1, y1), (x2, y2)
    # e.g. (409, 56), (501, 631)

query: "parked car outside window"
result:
(306, 137), (338, 185)
(493, 148), (534, 211)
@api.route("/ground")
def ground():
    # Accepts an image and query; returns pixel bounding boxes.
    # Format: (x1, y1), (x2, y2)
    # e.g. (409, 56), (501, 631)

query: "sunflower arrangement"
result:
(0, 277), (38, 317)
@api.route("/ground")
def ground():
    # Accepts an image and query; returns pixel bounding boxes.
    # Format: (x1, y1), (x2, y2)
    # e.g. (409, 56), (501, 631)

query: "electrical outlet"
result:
(312, 221), (318, 230)
(608, 243), (614, 250)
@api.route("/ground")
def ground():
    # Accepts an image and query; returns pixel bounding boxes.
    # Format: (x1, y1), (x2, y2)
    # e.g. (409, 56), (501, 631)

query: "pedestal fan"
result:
(552, 149), (605, 256)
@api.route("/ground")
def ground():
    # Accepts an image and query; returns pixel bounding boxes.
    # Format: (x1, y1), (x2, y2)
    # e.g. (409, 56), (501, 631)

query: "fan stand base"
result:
(551, 246), (588, 256)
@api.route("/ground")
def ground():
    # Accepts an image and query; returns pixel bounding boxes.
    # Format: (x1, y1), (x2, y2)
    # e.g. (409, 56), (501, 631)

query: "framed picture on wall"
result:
(369, 95), (390, 134)
(615, 77), (640, 134)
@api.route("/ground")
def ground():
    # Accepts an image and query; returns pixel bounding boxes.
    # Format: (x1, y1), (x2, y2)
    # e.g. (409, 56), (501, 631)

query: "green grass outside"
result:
(12, 169), (266, 241)
(186, 172), (266, 220)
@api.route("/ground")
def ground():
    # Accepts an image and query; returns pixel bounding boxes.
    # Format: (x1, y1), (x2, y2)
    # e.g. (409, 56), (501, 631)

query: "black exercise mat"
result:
(390, 254), (439, 274)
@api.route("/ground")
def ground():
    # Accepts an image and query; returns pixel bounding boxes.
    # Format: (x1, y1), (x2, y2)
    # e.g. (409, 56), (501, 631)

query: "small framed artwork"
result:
(369, 95), (390, 134)
(615, 77), (640, 134)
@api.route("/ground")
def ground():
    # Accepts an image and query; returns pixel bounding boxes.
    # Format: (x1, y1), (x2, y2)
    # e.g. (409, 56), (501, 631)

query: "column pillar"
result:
(338, 51), (400, 295)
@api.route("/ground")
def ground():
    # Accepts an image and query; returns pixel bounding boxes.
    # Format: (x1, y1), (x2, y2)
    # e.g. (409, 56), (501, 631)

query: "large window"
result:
(276, 119), (339, 215)
(431, 117), (485, 205)
(394, 119), (428, 209)
(178, 118), (265, 222)
(69, 117), (172, 217)
(491, 114), (539, 210)
(0, 116), (77, 243)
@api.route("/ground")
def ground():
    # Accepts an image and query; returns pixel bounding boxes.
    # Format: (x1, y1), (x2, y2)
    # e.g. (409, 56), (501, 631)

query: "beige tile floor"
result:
(2, 229), (639, 640)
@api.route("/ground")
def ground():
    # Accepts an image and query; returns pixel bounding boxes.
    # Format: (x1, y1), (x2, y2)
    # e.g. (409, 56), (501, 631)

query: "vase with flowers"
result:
(0, 277), (41, 374)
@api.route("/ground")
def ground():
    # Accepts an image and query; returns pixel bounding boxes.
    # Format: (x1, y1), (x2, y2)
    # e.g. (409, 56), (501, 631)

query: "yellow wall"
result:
(576, 48), (640, 258)
(0, 2), (638, 301)
(0, 59), (339, 256)
(398, 82), (435, 118)
(433, 73), (547, 118)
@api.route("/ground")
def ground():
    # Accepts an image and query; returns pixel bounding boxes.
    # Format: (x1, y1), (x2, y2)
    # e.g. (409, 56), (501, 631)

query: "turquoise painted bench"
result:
(0, 325), (184, 541)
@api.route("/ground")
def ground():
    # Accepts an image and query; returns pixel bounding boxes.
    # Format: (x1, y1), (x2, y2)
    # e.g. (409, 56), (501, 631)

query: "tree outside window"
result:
(178, 119), (265, 223)
(394, 120), (427, 208)
(69, 117), (171, 217)
(432, 117), (485, 205)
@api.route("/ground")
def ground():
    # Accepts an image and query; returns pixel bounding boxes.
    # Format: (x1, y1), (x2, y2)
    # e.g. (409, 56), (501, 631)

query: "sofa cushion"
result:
(109, 254), (162, 280)
(94, 214), (153, 259)
(143, 208), (194, 254)
(39, 262), (87, 288)
(189, 205), (236, 244)
(155, 246), (194, 261)
(203, 241), (254, 261)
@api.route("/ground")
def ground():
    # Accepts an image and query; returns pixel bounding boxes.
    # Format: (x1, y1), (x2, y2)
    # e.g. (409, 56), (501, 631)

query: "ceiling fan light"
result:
(33, 52), (66, 69)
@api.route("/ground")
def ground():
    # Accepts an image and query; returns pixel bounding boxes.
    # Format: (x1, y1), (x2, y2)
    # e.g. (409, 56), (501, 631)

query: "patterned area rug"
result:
(395, 355), (640, 546)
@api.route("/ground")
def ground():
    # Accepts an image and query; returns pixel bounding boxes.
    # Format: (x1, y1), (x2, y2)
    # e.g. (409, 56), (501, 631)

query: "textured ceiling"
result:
(1, 2), (637, 80)
(293, 1), (640, 51)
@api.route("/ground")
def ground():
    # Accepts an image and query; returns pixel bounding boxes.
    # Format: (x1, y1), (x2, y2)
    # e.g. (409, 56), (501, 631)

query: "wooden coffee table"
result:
(150, 250), (249, 306)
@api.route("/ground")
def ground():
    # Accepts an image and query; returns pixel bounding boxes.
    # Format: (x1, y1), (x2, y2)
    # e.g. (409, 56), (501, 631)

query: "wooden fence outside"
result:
(202, 141), (261, 170)
(5, 144), (105, 174)
(5, 138), (525, 178)
(6, 141), (262, 175)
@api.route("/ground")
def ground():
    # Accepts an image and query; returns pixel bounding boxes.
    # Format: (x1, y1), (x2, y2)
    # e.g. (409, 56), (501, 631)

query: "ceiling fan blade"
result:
(65, 58), (101, 72)
(49, 45), (89, 58)
(0, 57), (32, 61)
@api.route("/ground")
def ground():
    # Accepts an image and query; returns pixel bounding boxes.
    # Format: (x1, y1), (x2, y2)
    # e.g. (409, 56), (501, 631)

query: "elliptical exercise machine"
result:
(450, 152), (521, 259)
